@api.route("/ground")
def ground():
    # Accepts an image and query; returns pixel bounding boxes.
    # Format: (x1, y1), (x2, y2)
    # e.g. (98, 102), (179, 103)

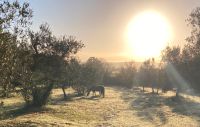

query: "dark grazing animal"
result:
(87, 85), (105, 97)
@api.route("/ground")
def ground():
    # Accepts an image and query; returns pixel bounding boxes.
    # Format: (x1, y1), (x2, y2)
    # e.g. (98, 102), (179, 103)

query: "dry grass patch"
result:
(0, 87), (200, 127)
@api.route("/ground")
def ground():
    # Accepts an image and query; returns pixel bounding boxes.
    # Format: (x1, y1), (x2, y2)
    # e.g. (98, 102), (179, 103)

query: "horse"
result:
(87, 85), (105, 97)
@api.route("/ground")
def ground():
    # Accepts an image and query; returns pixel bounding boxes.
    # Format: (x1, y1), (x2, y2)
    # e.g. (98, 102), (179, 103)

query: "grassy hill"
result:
(0, 87), (200, 127)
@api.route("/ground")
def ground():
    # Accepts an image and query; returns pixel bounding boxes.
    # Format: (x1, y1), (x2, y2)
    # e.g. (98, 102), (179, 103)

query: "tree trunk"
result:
(62, 86), (67, 98)
(152, 85), (154, 93)
(31, 83), (54, 107)
(176, 88), (179, 97)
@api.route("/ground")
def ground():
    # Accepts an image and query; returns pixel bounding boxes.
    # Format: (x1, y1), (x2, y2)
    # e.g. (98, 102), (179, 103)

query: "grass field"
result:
(0, 87), (200, 127)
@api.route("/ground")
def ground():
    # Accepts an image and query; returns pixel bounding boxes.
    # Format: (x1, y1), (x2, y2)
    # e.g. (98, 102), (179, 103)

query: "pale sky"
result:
(27, 0), (200, 62)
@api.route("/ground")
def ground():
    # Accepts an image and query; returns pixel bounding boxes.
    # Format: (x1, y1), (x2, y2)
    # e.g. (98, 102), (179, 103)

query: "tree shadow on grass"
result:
(136, 93), (167, 124)
(128, 91), (167, 125)
(49, 92), (102, 105)
(164, 95), (200, 117)
(0, 91), (103, 121)
(0, 94), (80, 120)
(117, 86), (200, 126)
(0, 103), (51, 120)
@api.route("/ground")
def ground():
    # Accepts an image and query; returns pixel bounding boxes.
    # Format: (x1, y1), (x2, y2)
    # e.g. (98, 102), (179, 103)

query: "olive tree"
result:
(18, 24), (84, 107)
(137, 58), (157, 92)
(116, 61), (137, 88)
(0, 0), (32, 97)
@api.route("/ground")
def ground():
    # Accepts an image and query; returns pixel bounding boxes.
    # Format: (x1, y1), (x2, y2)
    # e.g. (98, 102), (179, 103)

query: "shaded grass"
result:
(165, 95), (200, 117)
(118, 87), (200, 126)
(0, 96), (25, 120)
(1, 87), (200, 127)
(131, 92), (168, 125)
(0, 92), (101, 120)
(0, 102), (52, 120)
(0, 88), (104, 126)
(117, 87), (168, 125)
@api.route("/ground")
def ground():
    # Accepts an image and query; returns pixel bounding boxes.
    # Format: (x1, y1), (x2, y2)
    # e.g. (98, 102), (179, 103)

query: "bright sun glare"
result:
(127, 11), (172, 60)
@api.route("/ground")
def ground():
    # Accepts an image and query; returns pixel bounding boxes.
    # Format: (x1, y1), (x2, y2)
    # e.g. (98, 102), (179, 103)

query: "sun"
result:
(126, 11), (172, 60)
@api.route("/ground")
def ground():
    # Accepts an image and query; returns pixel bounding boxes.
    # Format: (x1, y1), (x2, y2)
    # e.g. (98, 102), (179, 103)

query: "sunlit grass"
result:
(0, 87), (200, 126)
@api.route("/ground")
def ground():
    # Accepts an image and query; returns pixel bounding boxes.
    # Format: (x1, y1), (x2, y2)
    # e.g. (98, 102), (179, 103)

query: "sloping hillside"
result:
(0, 87), (200, 127)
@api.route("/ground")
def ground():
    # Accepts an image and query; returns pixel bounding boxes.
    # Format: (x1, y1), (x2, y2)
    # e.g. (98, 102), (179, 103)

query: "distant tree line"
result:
(102, 7), (200, 95)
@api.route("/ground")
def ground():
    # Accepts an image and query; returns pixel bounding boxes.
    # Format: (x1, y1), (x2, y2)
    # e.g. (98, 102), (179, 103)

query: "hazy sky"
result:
(28, 0), (200, 62)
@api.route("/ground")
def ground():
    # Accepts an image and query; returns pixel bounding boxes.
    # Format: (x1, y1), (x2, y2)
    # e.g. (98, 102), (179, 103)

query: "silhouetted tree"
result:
(74, 57), (105, 95)
(0, 23), (83, 106)
(63, 57), (82, 97)
(138, 58), (157, 93)
(116, 61), (137, 88)
(184, 7), (200, 91)
(161, 46), (182, 96)
(0, 0), (32, 97)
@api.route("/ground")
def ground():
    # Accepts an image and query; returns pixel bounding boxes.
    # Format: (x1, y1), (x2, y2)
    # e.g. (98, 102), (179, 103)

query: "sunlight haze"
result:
(29, 0), (200, 62)
(126, 10), (172, 60)
(1, 1), (200, 126)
